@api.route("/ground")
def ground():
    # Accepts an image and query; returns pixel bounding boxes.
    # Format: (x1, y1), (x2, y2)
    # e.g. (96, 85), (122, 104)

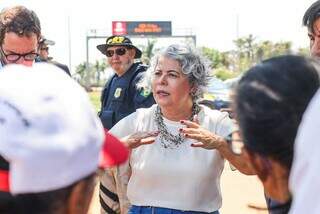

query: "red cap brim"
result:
(99, 130), (129, 168)
(0, 169), (9, 192)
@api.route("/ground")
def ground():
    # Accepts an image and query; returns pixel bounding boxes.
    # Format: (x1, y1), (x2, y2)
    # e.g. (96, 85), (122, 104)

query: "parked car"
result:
(200, 76), (239, 112)
(207, 77), (231, 101)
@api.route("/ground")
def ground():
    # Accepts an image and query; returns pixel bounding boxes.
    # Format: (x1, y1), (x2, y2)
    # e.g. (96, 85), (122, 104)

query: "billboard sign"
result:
(112, 21), (172, 36)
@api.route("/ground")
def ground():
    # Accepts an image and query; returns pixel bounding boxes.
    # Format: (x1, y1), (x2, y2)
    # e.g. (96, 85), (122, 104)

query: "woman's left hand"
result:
(180, 115), (225, 150)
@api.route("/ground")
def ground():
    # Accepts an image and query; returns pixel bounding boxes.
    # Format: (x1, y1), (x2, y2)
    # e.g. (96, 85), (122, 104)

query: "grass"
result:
(203, 93), (215, 101)
(89, 91), (101, 112)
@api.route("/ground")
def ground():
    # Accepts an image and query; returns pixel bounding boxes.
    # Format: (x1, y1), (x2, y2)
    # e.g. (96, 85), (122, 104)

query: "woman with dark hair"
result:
(231, 55), (320, 213)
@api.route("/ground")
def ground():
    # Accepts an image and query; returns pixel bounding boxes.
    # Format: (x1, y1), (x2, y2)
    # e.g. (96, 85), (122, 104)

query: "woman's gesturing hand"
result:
(124, 131), (159, 149)
(180, 115), (224, 150)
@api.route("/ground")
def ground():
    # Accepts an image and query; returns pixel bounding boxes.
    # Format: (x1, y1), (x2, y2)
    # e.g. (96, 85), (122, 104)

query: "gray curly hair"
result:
(138, 44), (210, 101)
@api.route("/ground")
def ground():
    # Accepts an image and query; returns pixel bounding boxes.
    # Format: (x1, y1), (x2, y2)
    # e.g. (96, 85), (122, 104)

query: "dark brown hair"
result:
(0, 6), (41, 44)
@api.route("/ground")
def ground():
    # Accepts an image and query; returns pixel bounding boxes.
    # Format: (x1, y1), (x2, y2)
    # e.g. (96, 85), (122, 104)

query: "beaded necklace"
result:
(155, 104), (200, 149)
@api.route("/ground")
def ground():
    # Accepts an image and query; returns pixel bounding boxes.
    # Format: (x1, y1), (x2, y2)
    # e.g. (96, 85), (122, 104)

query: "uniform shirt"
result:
(35, 58), (71, 76)
(110, 104), (236, 212)
(99, 62), (154, 129)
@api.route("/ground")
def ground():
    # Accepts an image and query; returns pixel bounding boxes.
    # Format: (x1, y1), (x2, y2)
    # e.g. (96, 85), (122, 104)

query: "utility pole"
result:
(85, 35), (90, 88)
(67, 15), (72, 74)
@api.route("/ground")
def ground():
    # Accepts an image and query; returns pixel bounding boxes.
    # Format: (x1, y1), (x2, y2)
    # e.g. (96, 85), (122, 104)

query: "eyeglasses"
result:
(105, 48), (127, 57)
(0, 47), (39, 63)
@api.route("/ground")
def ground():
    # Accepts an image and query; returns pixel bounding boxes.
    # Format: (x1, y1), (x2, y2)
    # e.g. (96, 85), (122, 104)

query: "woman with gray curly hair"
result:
(138, 44), (209, 101)
(106, 44), (253, 214)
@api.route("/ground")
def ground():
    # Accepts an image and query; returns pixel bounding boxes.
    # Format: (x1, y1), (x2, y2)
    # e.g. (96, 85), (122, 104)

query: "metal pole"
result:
(192, 35), (196, 47)
(236, 14), (239, 39)
(67, 15), (72, 74)
(85, 36), (90, 88)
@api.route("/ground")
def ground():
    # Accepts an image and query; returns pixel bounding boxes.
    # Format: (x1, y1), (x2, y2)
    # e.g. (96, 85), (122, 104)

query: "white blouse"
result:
(110, 104), (236, 212)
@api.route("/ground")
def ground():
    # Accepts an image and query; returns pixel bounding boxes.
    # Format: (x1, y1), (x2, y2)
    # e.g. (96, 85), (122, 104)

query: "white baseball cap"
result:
(0, 63), (128, 195)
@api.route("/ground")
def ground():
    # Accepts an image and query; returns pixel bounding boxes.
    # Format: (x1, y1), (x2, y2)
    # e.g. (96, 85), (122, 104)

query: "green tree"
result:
(201, 47), (225, 68)
(74, 62), (94, 90)
(75, 58), (109, 88)
(297, 46), (309, 56)
(256, 41), (292, 61)
(232, 34), (257, 73)
(139, 39), (158, 65)
(93, 59), (108, 86)
(75, 62), (87, 80)
(231, 35), (293, 73)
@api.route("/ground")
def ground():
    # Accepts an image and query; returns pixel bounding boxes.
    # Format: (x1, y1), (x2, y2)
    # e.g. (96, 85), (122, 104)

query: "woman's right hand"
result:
(124, 131), (159, 149)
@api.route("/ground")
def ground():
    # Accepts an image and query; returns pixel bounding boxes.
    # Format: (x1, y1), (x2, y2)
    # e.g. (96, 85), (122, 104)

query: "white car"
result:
(207, 77), (232, 101)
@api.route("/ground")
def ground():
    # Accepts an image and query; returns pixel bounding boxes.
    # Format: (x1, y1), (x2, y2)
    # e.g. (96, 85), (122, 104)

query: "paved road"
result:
(220, 167), (267, 214)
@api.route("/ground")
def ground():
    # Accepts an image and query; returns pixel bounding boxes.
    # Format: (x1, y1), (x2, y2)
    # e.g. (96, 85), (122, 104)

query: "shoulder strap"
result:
(100, 74), (116, 110)
(100, 63), (148, 110)
(128, 63), (148, 91)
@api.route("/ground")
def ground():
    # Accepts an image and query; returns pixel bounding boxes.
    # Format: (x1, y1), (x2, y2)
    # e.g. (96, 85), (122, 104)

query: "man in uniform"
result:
(37, 36), (71, 76)
(97, 35), (154, 129)
(38, 36), (55, 61)
(97, 35), (154, 213)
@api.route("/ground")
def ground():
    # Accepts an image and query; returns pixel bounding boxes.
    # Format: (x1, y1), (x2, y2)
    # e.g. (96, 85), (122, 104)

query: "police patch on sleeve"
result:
(140, 88), (151, 97)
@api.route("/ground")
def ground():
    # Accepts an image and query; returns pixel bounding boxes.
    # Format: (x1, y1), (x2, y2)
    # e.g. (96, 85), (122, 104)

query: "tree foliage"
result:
(200, 35), (300, 79)
(139, 39), (159, 65)
(75, 58), (108, 87)
(75, 34), (309, 87)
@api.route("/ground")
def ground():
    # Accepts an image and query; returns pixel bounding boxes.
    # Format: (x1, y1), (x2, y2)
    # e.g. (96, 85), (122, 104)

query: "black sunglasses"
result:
(40, 47), (49, 51)
(105, 48), (127, 57)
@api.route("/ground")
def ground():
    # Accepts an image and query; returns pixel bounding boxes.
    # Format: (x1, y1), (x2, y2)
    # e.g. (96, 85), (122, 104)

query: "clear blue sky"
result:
(0, 0), (316, 73)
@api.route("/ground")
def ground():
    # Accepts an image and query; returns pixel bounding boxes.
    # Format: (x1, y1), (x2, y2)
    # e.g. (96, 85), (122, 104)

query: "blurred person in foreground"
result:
(105, 44), (254, 214)
(0, 5), (41, 68)
(261, 1), (320, 211)
(97, 35), (155, 214)
(0, 63), (128, 214)
(289, 89), (320, 214)
(0, 4), (43, 207)
(232, 55), (320, 214)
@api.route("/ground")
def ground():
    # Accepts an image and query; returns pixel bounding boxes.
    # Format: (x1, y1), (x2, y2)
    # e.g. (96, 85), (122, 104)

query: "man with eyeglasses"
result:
(97, 35), (154, 214)
(0, 5), (41, 210)
(0, 6), (41, 68)
(97, 35), (155, 131)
